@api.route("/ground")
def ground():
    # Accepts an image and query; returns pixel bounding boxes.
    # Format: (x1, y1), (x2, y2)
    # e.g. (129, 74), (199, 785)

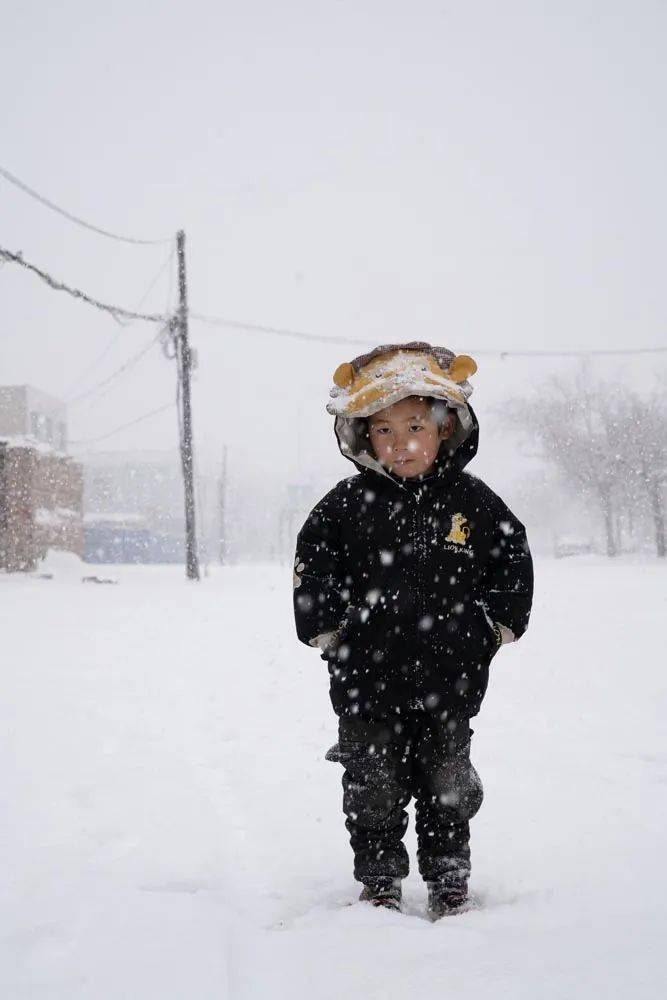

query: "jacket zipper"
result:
(410, 493), (424, 621)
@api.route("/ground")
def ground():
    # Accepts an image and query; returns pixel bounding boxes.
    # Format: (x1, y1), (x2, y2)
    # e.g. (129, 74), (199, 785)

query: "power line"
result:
(0, 164), (171, 246)
(0, 245), (169, 323)
(190, 312), (667, 356)
(64, 329), (126, 400)
(131, 243), (177, 313)
(68, 331), (165, 405)
(64, 245), (177, 398)
(70, 402), (175, 446)
(111, 243), (178, 329)
(191, 312), (371, 346)
(491, 346), (667, 357)
(4, 239), (661, 358)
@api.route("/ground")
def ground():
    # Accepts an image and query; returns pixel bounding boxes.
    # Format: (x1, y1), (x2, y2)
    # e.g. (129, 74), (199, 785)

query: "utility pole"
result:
(218, 445), (227, 565)
(176, 229), (200, 581)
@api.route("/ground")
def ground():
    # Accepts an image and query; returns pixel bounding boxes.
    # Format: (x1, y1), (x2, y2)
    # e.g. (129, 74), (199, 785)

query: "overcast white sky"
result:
(1, 0), (665, 494)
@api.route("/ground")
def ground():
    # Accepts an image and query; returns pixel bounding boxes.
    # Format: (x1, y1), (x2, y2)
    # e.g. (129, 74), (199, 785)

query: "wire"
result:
(0, 164), (171, 246)
(190, 312), (667, 356)
(492, 346), (667, 358)
(191, 312), (371, 346)
(70, 402), (175, 446)
(64, 330), (125, 399)
(64, 245), (177, 398)
(68, 331), (164, 405)
(0, 245), (169, 323)
(116, 242), (177, 324)
(4, 231), (663, 358)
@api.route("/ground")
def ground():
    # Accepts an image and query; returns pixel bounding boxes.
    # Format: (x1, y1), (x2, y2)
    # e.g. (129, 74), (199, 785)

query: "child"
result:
(293, 342), (533, 918)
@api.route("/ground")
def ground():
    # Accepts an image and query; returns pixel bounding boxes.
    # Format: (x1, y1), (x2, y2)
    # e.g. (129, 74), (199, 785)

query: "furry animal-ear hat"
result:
(326, 342), (478, 472)
(327, 342), (477, 418)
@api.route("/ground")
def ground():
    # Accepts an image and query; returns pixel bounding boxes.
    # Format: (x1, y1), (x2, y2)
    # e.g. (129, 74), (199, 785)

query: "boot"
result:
(426, 876), (468, 919)
(359, 877), (402, 912)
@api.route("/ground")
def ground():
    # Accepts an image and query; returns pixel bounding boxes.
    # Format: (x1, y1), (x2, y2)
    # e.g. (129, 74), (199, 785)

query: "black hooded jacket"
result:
(293, 406), (533, 720)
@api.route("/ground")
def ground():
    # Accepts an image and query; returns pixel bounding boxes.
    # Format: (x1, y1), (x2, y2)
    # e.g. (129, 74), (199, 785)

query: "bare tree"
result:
(625, 386), (666, 557)
(505, 369), (666, 557)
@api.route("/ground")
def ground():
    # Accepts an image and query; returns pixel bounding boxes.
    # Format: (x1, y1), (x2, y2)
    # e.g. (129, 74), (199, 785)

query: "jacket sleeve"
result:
(293, 489), (348, 648)
(480, 500), (534, 640)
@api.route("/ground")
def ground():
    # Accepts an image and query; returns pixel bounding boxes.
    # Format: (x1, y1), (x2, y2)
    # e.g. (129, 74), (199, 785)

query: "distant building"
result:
(80, 450), (188, 564)
(74, 449), (221, 567)
(0, 385), (68, 452)
(83, 450), (182, 524)
(0, 386), (82, 571)
(83, 513), (184, 564)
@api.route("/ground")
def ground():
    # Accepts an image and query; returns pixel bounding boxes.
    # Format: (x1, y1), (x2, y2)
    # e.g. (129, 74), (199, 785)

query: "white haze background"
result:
(1, 0), (666, 558)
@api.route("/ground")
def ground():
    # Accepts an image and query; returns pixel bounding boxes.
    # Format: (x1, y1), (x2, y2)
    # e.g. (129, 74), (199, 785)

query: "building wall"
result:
(0, 445), (83, 571)
(79, 451), (224, 567)
(26, 387), (68, 451)
(0, 445), (36, 571)
(0, 387), (28, 438)
(0, 385), (67, 451)
(34, 453), (84, 559)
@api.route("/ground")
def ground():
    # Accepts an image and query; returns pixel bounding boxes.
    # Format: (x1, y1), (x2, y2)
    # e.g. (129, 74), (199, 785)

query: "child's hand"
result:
(496, 623), (516, 645)
(308, 622), (347, 652)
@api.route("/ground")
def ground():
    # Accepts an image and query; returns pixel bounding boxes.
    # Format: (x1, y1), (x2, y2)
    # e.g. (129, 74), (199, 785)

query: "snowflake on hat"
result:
(326, 342), (477, 418)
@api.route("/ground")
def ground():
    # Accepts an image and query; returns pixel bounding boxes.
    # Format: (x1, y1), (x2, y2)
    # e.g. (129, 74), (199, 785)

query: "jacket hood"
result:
(328, 341), (479, 488)
(333, 403), (480, 488)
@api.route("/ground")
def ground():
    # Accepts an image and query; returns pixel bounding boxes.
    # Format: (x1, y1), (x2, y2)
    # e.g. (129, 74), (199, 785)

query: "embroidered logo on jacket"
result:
(445, 513), (470, 545)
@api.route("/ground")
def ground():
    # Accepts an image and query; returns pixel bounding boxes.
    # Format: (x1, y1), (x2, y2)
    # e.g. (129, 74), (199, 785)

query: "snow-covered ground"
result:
(1, 555), (665, 999)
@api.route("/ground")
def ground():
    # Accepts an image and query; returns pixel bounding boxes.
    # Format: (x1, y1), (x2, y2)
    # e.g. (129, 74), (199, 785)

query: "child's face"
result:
(367, 396), (455, 478)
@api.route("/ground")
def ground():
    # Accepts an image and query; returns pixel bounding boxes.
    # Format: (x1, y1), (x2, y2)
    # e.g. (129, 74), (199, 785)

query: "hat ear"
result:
(447, 354), (477, 383)
(333, 362), (355, 388)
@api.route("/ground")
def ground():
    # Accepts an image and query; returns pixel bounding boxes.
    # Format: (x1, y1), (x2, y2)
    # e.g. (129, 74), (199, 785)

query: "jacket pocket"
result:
(325, 738), (367, 764)
(319, 617), (354, 662)
(442, 602), (497, 665)
(472, 601), (499, 661)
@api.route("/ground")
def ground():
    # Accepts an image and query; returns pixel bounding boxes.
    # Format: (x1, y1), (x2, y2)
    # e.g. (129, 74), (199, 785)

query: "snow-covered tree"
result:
(624, 381), (666, 557)
(506, 369), (666, 557)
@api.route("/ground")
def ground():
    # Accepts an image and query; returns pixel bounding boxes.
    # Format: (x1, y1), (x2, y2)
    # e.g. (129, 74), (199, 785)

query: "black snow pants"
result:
(326, 712), (483, 884)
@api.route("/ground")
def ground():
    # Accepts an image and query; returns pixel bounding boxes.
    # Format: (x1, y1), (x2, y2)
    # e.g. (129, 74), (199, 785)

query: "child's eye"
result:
(410, 424), (424, 432)
(375, 427), (391, 435)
